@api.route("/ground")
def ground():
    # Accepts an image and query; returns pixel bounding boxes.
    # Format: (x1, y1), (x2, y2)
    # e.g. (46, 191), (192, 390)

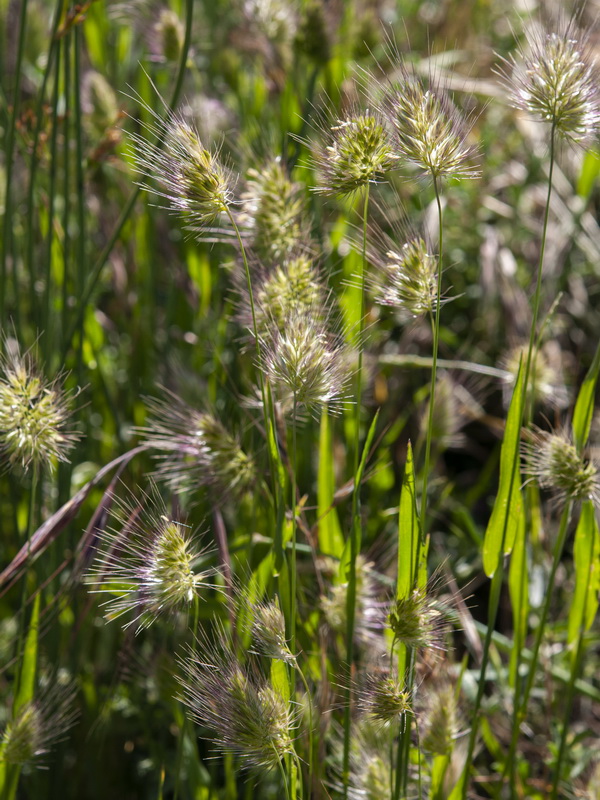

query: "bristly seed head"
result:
(1, 679), (78, 768)
(418, 682), (460, 756)
(313, 111), (397, 197)
(85, 487), (217, 632)
(177, 634), (296, 772)
(129, 108), (235, 233)
(359, 673), (412, 728)
(388, 586), (448, 651)
(504, 23), (600, 145)
(375, 237), (439, 318)
(139, 390), (256, 499)
(261, 307), (352, 417)
(523, 429), (600, 506)
(239, 158), (309, 263)
(251, 599), (296, 666)
(385, 65), (479, 180)
(153, 8), (184, 63)
(0, 342), (80, 472)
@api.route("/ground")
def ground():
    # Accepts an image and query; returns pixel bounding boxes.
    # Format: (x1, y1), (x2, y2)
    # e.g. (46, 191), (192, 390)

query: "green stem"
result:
(342, 183), (370, 798)
(291, 392), (298, 655)
(0, 0), (29, 329)
(296, 664), (314, 797)
(420, 175), (444, 535)
(173, 597), (200, 800)
(61, 0), (194, 361)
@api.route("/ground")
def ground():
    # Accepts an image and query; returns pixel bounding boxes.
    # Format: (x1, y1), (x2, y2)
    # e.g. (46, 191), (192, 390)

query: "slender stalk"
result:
(0, 0), (29, 329)
(462, 125), (557, 799)
(173, 596), (200, 800)
(290, 391), (298, 654)
(342, 183), (370, 798)
(420, 174), (444, 534)
(61, 0), (194, 360)
(295, 664), (314, 797)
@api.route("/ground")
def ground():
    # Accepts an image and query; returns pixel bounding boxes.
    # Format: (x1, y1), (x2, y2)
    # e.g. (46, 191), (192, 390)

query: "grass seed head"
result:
(502, 344), (568, 410)
(86, 488), (217, 631)
(2, 679), (78, 768)
(524, 429), (600, 506)
(153, 8), (184, 63)
(376, 236), (439, 318)
(261, 307), (352, 416)
(359, 673), (412, 728)
(178, 638), (296, 772)
(386, 65), (479, 180)
(129, 110), (235, 233)
(314, 111), (397, 197)
(419, 682), (460, 756)
(321, 556), (385, 647)
(0, 343), (79, 472)
(239, 158), (309, 263)
(251, 599), (296, 665)
(388, 586), (448, 652)
(504, 23), (600, 145)
(140, 391), (256, 499)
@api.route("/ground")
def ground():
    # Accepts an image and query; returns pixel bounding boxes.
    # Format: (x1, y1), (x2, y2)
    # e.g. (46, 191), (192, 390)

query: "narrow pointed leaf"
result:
(397, 442), (419, 600)
(318, 408), (344, 557)
(15, 593), (40, 716)
(573, 338), (600, 452)
(568, 500), (600, 650)
(483, 363), (525, 577)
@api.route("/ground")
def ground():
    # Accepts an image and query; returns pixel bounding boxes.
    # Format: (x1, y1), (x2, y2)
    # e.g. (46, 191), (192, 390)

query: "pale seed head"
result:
(504, 23), (600, 145)
(385, 65), (479, 180)
(178, 635), (296, 772)
(359, 673), (412, 728)
(251, 599), (296, 665)
(388, 586), (448, 651)
(418, 682), (460, 756)
(523, 428), (600, 506)
(0, 343), (79, 472)
(85, 487), (217, 631)
(502, 344), (568, 410)
(314, 111), (397, 197)
(239, 158), (309, 263)
(153, 8), (184, 63)
(139, 390), (256, 499)
(321, 556), (385, 647)
(129, 107), (235, 233)
(375, 236), (439, 318)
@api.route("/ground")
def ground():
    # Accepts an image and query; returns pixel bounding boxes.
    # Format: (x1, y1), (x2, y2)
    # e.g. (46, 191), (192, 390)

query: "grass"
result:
(1, 1), (600, 798)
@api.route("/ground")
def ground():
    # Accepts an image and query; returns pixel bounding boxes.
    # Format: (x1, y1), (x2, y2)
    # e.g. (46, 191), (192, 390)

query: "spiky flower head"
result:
(346, 718), (394, 800)
(385, 65), (479, 180)
(239, 254), (325, 342)
(1, 679), (78, 768)
(504, 23), (600, 145)
(359, 673), (412, 729)
(129, 107), (235, 233)
(321, 556), (385, 647)
(0, 342), (79, 472)
(239, 158), (309, 263)
(502, 344), (568, 410)
(314, 111), (397, 196)
(82, 71), (119, 137)
(261, 307), (352, 416)
(139, 390), (256, 498)
(86, 488), (217, 632)
(523, 429), (600, 506)
(388, 586), (448, 651)
(418, 682), (460, 756)
(251, 599), (296, 666)
(374, 236), (439, 318)
(152, 8), (184, 63)
(178, 634), (296, 772)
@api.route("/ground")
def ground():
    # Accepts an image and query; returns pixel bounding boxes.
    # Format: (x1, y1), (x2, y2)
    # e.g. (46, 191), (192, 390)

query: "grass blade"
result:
(572, 337), (600, 452)
(396, 441), (419, 600)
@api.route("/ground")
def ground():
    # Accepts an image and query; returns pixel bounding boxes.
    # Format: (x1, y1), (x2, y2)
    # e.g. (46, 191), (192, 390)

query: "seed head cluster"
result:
(140, 391), (256, 498)
(506, 25), (600, 144)
(388, 587), (448, 651)
(375, 237), (439, 318)
(314, 112), (397, 196)
(240, 158), (308, 262)
(251, 599), (296, 665)
(130, 110), (235, 231)
(86, 491), (216, 631)
(524, 429), (600, 506)
(386, 68), (479, 180)
(178, 638), (295, 772)
(359, 673), (412, 728)
(0, 346), (79, 472)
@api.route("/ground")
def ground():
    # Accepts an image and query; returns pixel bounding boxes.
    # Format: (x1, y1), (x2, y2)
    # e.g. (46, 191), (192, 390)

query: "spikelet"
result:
(358, 672), (412, 729)
(418, 681), (461, 756)
(313, 109), (397, 197)
(388, 585), (449, 652)
(260, 306), (352, 417)
(128, 102), (236, 234)
(321, 556), (386, 647)
(384, 62), (479, 181)
(1, 678), (78, 768)
(502, 344), (568, 410)
(85, 486), (217, 631)
(177, 628), (296, 772)
(523, 428), (600, 507)
(502, 20), (600, 145)
(139, 389), (256, 499)
(152, 8), (184, 63)
(250, 598), (296, 666)
(239, 158), (309, 263)
(0, 341), (80, 472)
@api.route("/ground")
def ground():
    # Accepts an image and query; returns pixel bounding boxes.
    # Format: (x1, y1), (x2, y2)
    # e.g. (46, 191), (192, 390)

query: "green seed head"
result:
(315, 112), (397, 197)
(388, 587), (447, 651)
(252, 600), (296, 665)
(419, 683), (459, 756)
(3, 705), (42, 766)
(154, 8), (184, 63)
(377, 237), (438, 318)
(525, 430), (600, 505)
